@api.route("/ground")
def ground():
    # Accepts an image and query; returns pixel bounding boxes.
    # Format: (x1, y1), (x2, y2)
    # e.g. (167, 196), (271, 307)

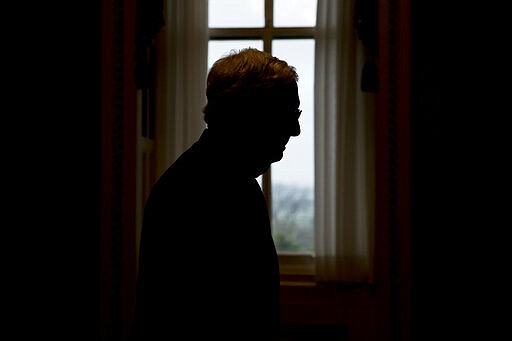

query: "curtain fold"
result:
(314, 0), (375, 283)
(156, 0), (208, 174)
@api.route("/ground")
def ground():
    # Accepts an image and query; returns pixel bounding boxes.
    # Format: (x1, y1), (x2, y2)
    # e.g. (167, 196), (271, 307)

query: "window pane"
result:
(271, 39), (315, 253)
(208, 40), (264, 70)
(209, 0), (264, 28)
(274, 0), (317, 27)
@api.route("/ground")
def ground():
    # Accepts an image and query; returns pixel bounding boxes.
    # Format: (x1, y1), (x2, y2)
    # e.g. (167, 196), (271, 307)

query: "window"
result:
(150, 0), (373, 285)
(208, 0), (317, 259)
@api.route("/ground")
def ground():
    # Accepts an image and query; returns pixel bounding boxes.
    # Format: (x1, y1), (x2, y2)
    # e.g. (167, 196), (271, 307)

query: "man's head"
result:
(203, 48), (301, 176)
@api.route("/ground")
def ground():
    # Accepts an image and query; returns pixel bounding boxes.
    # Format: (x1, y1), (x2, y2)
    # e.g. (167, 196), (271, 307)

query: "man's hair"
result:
(203, 48), (298, 125)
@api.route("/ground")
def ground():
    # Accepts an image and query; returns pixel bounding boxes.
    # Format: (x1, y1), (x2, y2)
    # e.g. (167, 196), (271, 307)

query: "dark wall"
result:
(8, 1), (103, 339)
(410, 1), (441, 340)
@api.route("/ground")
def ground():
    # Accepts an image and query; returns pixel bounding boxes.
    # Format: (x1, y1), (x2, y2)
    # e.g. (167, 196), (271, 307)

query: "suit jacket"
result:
(130, 129), (280, 340)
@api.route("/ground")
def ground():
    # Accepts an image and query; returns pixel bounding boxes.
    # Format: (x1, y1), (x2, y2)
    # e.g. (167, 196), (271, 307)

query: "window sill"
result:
(278, 251), (315, 284)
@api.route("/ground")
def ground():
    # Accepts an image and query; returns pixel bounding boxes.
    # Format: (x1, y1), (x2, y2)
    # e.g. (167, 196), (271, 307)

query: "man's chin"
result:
(249, 152), (284, 177)
(251, 164), (270, 178)
(270, 152), (284, 163)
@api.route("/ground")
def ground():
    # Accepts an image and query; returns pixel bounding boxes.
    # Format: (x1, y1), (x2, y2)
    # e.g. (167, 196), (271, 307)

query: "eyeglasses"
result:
(271, 108), (302, 120)
(292, 109), (302, 118)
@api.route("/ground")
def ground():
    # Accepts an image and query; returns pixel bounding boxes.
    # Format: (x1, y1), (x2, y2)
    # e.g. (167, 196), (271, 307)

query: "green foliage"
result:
(273, 230), (301, 251)
(271, 183), (314, 252)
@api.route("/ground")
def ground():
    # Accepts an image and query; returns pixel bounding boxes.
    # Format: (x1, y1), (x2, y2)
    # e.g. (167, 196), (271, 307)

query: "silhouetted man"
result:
(130, 48), (301, 340)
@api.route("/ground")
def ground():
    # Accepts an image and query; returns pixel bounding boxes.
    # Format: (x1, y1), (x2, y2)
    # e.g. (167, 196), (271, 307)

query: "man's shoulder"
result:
(155, 145), (204, 187)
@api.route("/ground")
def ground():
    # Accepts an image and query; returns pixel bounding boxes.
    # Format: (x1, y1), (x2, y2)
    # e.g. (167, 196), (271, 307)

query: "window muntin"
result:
(208, 40), (264, 69)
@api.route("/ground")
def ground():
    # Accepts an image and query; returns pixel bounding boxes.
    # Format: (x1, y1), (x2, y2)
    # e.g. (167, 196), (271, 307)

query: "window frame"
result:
(208, 0), (316, 282)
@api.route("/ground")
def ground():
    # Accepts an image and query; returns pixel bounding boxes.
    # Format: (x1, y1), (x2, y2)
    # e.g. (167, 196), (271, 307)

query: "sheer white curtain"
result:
(314, 0), (375, 283)
(155, 0), (209, 174)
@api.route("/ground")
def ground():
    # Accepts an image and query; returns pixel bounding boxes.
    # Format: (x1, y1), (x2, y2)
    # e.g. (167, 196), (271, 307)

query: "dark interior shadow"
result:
(278, 324), (347, 341)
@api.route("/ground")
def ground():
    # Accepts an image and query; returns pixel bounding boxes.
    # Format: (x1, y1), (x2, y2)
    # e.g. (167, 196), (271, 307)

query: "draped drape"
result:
(314, 0), (375, 283)
(155, 0), (209, 174)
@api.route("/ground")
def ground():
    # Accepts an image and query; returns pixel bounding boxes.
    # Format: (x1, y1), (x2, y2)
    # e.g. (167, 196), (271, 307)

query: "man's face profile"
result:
(244, 84), (301, 174)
